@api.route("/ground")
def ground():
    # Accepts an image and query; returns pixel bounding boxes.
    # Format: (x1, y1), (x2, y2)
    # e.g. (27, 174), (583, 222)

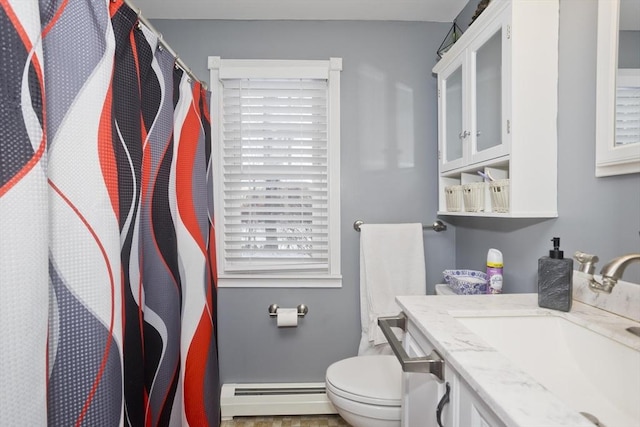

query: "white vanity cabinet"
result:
(403, 319), (505, 427)
(401, 329), (443, 427)
(455, 376), (503, 427)
(434, 0), (559, 217)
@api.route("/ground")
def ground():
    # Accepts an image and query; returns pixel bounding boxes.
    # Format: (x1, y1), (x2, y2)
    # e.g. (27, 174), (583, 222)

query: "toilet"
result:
(325, 285), (454, 427)
(325, 355), (402, 427)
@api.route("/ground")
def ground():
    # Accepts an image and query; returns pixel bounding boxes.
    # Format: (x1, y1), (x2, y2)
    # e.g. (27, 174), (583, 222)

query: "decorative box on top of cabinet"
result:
(434, 0), (559, 218)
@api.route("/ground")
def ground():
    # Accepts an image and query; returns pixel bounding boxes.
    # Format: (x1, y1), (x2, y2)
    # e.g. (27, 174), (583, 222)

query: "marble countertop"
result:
(396, 293), (640, 427)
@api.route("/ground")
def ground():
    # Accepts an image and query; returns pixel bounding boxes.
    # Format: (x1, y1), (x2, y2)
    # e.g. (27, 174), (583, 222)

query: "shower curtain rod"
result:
(123, 0), (207, 90)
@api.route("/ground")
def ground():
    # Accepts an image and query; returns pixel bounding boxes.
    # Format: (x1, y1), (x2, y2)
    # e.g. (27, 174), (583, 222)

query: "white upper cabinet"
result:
(437, 12), (508, 172)
(434, 0), (559, 218)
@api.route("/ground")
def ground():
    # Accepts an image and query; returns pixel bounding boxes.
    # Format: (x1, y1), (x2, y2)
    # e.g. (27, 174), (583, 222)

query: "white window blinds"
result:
(616, 85), (640, 145)
(221, 78), (330, 273)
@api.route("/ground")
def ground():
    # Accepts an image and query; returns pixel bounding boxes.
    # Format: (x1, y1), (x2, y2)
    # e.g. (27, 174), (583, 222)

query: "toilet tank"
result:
(435, 284), (457, 295)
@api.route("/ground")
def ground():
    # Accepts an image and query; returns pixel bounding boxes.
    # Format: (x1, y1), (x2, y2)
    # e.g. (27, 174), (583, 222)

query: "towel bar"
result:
(353, 219), (447, 232)
(378, 313), (445, 381)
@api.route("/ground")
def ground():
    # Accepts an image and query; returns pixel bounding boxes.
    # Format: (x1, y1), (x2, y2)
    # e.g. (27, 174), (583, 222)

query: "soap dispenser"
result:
(538, 237), (573, 312)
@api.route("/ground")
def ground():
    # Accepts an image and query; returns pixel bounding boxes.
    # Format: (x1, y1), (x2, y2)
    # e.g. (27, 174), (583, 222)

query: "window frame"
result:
(208, 57), (342, 288)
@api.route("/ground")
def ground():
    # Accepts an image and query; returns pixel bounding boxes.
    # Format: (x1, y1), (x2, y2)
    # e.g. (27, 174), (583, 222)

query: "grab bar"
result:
(378, 313), (445, 382)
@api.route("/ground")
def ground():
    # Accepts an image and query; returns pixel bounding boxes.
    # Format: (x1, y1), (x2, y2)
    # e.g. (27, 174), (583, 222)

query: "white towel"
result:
(358, 223), (426, 355)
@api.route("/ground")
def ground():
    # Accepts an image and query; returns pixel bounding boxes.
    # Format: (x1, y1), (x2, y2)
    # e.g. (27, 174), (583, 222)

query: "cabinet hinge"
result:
(438, 88), (441, 98)
(507, 119), (511, 134)
(507, 25), (511, 40)
(438, 150), (442, 160)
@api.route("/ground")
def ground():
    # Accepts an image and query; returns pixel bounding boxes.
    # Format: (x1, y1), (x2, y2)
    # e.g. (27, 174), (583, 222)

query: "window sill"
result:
(217, 275), (342, 288)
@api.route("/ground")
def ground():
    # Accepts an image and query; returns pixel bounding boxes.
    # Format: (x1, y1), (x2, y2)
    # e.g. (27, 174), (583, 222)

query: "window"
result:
(616, 69), (640, 146)
(208, 57), (342, 287)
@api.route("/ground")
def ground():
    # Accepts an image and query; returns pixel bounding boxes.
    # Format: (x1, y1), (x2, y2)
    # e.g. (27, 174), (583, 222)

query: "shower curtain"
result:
(0, 0), (219, 425)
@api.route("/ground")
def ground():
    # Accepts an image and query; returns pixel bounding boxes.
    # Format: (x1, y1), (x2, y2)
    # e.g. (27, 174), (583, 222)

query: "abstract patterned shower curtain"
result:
(0, 0), (219, 425)
(0, 1), (48, 425)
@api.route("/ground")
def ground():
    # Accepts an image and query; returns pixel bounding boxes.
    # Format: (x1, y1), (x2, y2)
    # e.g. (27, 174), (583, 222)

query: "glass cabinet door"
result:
(474, 29), (502, 154)
(443, 65), (464, 168)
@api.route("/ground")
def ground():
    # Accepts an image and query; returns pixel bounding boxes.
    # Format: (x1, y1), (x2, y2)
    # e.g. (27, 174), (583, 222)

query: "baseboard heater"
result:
(220, 382), (337, 420)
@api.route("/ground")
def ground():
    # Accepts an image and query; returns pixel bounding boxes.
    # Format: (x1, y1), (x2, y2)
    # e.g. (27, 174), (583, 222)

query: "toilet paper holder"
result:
(268, 304), (308, 318)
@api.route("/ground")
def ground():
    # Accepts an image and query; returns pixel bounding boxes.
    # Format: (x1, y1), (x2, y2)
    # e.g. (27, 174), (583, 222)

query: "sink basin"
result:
(455, 314), (640, 427)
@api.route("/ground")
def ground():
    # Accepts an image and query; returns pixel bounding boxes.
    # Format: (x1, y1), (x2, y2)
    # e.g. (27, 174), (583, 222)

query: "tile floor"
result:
(220, 415), (352, 426)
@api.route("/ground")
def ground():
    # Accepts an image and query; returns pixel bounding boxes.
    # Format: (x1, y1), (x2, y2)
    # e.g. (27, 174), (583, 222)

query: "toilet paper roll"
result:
(277, 308), (299, 327)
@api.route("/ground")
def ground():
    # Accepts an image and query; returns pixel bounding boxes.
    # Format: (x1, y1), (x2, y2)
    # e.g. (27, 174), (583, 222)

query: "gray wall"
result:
(152, 0), (640, 385)
(151, 19), (454, 384)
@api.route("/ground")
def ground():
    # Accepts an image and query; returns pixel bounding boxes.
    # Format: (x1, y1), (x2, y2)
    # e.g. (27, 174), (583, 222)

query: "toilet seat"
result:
(325, 355), (402, 407)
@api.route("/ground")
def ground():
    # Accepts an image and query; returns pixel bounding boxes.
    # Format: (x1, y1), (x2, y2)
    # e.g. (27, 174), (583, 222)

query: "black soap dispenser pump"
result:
(538, 237), (573, 312)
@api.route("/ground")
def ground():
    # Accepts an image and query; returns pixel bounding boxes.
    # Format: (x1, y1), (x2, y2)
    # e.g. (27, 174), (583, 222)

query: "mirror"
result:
(595, 0), (640, 177)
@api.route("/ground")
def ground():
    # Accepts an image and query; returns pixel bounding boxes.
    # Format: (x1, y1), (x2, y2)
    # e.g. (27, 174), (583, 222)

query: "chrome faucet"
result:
(598, 253), (640, 293)
(574, 251), (599, 274)
(575, 251), (640, 293)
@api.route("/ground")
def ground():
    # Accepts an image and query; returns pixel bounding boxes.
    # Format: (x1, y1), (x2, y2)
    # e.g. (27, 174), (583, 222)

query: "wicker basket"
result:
(489, 179), (510, 213)
(462, 182), (486, 212)
(444, 185), (463, 212)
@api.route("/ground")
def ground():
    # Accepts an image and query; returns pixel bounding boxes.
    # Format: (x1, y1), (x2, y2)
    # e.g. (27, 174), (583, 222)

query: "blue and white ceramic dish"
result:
(442, 269), (488, 295)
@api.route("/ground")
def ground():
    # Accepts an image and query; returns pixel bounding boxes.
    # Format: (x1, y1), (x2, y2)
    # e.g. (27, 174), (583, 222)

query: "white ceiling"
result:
(131, 0), (469, 22)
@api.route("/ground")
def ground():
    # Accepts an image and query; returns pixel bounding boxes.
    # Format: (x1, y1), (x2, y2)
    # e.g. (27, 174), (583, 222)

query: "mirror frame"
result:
(595, 0), (640, 177)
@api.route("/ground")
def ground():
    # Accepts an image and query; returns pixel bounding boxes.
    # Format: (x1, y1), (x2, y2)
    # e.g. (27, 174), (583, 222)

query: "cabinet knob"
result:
(459, 130), (470, 139)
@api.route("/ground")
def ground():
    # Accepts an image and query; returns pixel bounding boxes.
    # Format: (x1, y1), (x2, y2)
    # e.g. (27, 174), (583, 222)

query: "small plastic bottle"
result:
(486, 249), (503, 294)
